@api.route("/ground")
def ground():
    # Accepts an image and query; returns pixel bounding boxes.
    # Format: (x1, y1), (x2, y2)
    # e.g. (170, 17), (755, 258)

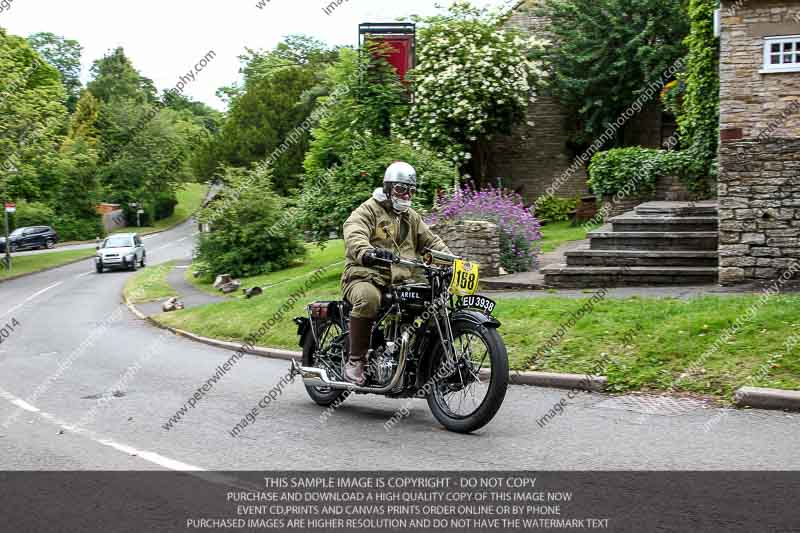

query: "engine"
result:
(369, 342), (399, 386)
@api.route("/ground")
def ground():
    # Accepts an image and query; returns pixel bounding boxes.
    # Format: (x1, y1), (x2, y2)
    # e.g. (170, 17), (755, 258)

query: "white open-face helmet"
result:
(384, 161), (417, 186)
(383, 162), (417, 213)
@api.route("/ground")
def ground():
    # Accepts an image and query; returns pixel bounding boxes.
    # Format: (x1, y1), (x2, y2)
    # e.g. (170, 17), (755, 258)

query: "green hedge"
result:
(587, 147), (697, 198)
(534, 196), (579, 223)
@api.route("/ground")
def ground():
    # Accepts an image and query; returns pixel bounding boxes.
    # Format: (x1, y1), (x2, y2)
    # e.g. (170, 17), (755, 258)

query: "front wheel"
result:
(302, 320), (348, 407)
(426, 321), (509, 434)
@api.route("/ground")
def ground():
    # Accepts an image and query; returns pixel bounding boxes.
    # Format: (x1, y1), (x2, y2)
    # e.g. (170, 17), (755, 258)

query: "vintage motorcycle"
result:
(290, 250), (509, 433)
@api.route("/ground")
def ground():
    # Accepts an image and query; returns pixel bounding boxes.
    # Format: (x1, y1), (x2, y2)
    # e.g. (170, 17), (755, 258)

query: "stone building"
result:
(488, 0), (674, 204)
(718, 0), (800, 284)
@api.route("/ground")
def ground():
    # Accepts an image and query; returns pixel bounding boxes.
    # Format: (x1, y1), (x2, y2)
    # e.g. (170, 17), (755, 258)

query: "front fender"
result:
(450, 309), (501, 329)
(416, 309), (500, 388)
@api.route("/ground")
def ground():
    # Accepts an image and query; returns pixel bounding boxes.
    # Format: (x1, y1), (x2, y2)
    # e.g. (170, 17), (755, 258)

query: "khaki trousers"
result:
(342, 280), (383, 319)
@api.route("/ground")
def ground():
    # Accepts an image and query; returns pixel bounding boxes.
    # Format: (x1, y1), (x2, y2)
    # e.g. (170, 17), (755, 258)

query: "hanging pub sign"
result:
(358, 23), (416, 82)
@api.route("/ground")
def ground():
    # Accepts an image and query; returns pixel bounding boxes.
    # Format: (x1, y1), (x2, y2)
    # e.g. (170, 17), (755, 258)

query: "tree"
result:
(534, 0), (689, 146)
(50, 90), (104, 240)
(402, 2), (543, 181)
(196, 36), (337, 194)
(303, 45), (407, 178)
(27, 32), (83, 112)
(87, 47), (156, 105)
(0, 29), (67, 202)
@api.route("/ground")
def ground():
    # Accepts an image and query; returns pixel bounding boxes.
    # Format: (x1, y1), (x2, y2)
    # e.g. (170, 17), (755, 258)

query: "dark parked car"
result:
(0, 226), (59, 252)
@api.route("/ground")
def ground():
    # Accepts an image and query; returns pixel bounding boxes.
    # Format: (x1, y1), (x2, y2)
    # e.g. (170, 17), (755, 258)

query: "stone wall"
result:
(718, 139), (800, 283)
(719, 0), (800, 141)
(431, 220), (501, 277)
(718, 0), (800, 284)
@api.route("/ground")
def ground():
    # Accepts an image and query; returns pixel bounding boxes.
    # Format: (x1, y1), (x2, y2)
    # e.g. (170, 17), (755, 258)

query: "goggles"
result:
(391, 183), (417, 196)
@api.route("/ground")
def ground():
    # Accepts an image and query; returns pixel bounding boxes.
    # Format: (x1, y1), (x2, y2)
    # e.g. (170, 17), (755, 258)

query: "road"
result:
(1, 219), (798, 471)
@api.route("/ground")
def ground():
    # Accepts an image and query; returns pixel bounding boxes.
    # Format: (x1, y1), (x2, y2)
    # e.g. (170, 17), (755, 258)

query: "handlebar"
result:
(373, 254), (450, 272)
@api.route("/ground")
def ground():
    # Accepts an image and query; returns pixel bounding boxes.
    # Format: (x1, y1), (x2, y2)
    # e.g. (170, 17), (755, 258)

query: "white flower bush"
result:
(402, 2), (547, 167)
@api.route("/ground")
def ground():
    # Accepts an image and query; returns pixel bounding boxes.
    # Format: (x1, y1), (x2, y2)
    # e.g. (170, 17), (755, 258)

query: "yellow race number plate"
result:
(449, 259), (480, 296)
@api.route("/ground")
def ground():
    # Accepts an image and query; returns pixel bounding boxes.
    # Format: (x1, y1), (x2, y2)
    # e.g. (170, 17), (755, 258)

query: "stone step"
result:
(564, 247), (719, 267)
(541, 264), (719, 288)
(634, 200), (718, 217)
(588, 228), (719, 251)
(610, 212), (719, 233)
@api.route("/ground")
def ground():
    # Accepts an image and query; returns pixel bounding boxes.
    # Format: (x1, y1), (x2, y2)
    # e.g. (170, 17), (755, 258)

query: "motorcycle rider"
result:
(341, 162), (452, 385)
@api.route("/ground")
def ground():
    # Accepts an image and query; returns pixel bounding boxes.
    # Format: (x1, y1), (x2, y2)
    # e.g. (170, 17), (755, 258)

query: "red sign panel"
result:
(370, 35), (414, 81)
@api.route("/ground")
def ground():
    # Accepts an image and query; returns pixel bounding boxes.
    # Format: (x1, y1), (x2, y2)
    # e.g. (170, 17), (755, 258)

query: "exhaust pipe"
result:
(290, 330), (411, 394)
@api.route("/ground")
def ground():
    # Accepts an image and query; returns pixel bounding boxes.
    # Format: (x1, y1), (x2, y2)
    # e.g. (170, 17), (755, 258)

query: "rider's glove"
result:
(362, 248), (397, 267)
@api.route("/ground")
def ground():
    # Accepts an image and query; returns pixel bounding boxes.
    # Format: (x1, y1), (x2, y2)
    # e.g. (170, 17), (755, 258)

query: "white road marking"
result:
(11, 398), (40, 413)
(0, 281), (63, 319)
(76, 271), (94, 278)
(142, 235), (158, 240)
(0, 385), (204, 471)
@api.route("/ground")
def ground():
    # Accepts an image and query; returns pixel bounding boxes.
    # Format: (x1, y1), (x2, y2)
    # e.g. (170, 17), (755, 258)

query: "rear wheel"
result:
(140, 254), (146, 268)
(302, 321), (348, 407)
(426, 321), (509, 434)
(45, 239), (55, 249)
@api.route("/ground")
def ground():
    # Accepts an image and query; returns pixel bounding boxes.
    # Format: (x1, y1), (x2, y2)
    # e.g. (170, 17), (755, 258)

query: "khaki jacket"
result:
(342, 188), (451, 289)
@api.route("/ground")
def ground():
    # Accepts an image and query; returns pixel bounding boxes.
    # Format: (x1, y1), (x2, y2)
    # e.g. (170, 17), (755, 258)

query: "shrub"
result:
(426, 184), (542, 273)
(534, 196), (579, 223)
(153, 191), (178, 221)
(403, 2), (543, 173)
(52, 213), (105, 241)
(587, 147), (698, 198)
(10, 201), (56, 230)
(298, 135), (459, 241)
(195, 165), (305, 279)
(10, 201), (103, 241)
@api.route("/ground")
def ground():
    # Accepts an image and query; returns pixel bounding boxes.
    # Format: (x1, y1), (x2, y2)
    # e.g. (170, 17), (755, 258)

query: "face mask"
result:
(392, 197), (411, 213)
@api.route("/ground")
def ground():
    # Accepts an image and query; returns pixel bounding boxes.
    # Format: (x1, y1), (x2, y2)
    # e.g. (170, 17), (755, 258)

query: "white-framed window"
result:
(762, 35), (800, 73)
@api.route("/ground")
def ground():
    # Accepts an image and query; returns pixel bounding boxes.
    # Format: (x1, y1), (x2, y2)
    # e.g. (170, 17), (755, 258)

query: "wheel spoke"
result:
(434, 331), (494, 419)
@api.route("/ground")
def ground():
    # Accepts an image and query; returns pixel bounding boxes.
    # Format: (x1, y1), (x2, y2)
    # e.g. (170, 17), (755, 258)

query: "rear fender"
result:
(293, 316), (311, 348)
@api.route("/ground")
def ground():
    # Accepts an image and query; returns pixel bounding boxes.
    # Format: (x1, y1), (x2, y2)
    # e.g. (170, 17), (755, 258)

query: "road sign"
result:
(5, 203), (15, 213)
(137, 209), (144, 214)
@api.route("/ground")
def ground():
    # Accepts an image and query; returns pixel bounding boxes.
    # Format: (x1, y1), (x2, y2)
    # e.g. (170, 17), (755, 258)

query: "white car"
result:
(95, 233), (146, 273)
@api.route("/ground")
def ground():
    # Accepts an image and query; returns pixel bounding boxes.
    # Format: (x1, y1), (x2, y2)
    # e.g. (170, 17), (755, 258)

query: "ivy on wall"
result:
(675, 0), (720, 185)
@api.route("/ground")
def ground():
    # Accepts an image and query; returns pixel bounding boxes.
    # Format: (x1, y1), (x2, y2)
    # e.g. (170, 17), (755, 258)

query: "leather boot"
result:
(344, 317), (373, 386)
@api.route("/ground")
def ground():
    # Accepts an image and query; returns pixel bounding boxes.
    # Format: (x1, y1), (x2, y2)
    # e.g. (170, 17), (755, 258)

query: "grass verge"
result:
(124, 261), (178, 303)
(538, 221), (587, 253)
(0, 249), (95, 281)
(155, 241), (800, 400)
(113, 182), (207, 236)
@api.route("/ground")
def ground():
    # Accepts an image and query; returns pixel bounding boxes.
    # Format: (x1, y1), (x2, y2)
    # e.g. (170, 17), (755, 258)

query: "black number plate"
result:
(458, 295), (496, 316)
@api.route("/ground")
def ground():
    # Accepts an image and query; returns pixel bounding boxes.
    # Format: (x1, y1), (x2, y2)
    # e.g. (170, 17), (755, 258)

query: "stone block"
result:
(755, 268), (779, 279)
(719, 267), (746, 284)
(718, 244), (750, 257)
(721, 256), (757, 267)
(740, 233), (766, 244)
(750, 247), (782, 257)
